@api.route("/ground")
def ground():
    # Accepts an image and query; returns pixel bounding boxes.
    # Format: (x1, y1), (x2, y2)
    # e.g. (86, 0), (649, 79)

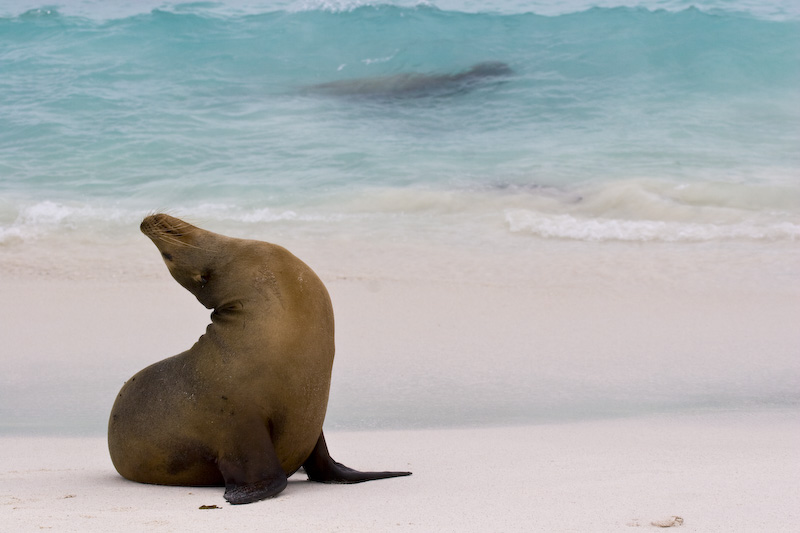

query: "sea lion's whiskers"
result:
(153, 232), (202, 250)
(141, 214), (204, 250)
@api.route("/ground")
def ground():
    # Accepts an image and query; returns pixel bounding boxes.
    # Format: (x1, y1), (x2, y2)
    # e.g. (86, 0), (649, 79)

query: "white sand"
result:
(3, 238), (799, 432)
(2, 410), (799, 532)
(1, 236), (799, 531)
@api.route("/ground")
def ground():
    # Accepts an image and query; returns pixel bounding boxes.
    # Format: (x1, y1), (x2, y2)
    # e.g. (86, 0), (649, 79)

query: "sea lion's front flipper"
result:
(303, 432), (411, 484)
(219, 424), (288, 504)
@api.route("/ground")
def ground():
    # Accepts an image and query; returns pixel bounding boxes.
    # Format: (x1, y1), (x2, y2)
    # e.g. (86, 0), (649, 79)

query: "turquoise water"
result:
(1, 0), (799, 244)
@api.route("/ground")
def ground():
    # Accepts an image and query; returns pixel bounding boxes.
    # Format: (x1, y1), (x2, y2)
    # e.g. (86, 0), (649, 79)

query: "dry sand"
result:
(2, 410), (799, 532)
(1, 237), (799, 531)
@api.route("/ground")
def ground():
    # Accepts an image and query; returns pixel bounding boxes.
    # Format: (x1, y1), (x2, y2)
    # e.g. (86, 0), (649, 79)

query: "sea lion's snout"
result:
(140, 214), (194, 240)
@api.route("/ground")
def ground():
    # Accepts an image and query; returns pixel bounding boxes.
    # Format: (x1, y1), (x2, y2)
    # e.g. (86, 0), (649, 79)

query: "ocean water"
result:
(1, 0), (799, 247)
(1, 0), (799, 434)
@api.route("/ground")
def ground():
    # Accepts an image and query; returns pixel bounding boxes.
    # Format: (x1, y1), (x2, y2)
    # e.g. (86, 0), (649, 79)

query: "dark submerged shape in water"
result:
(305, 61), (513, 98)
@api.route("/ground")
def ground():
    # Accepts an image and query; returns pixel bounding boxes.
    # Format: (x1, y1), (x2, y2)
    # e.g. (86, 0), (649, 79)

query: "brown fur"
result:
(108, 214), (334, 491)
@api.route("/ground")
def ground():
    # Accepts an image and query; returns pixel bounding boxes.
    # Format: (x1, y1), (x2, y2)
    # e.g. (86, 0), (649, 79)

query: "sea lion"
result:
(305, 60), (513, 98)
(108, 214), (410, 504)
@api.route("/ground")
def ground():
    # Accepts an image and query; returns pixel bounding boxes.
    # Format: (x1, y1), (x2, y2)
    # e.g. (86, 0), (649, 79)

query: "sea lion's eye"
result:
(161, 252), (173, 261)
(200, 274), (210, 284)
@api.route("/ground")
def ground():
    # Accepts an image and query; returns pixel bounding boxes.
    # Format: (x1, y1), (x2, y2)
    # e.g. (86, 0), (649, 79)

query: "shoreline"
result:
(2, 409), (799, 532)
(2, 228), (798, 286)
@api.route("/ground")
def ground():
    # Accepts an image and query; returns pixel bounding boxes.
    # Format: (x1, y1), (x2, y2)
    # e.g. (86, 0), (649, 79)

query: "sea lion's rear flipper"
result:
(303, 432), (411, 484)
(219, 425), (288, 505)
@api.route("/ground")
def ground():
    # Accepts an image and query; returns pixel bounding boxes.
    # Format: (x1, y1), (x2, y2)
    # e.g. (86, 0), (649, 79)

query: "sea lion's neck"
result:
(195, 306), (245, 355)
(205, 299), (246, 329)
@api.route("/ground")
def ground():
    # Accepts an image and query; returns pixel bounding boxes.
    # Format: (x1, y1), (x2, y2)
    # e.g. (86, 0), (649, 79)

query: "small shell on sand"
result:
(651, 516), (684, 527)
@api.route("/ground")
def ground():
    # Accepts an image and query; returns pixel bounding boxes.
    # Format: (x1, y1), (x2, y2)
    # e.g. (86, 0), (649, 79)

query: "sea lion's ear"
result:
(193, 273), (210, 286)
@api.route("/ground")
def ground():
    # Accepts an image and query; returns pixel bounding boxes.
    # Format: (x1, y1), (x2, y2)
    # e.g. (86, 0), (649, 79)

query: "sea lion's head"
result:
(141, 214), (238, 309)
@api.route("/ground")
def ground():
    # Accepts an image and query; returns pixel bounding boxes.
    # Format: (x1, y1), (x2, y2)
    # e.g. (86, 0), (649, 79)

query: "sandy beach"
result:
(1, 235), (799, 531)
(2, 411), (799, 532)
